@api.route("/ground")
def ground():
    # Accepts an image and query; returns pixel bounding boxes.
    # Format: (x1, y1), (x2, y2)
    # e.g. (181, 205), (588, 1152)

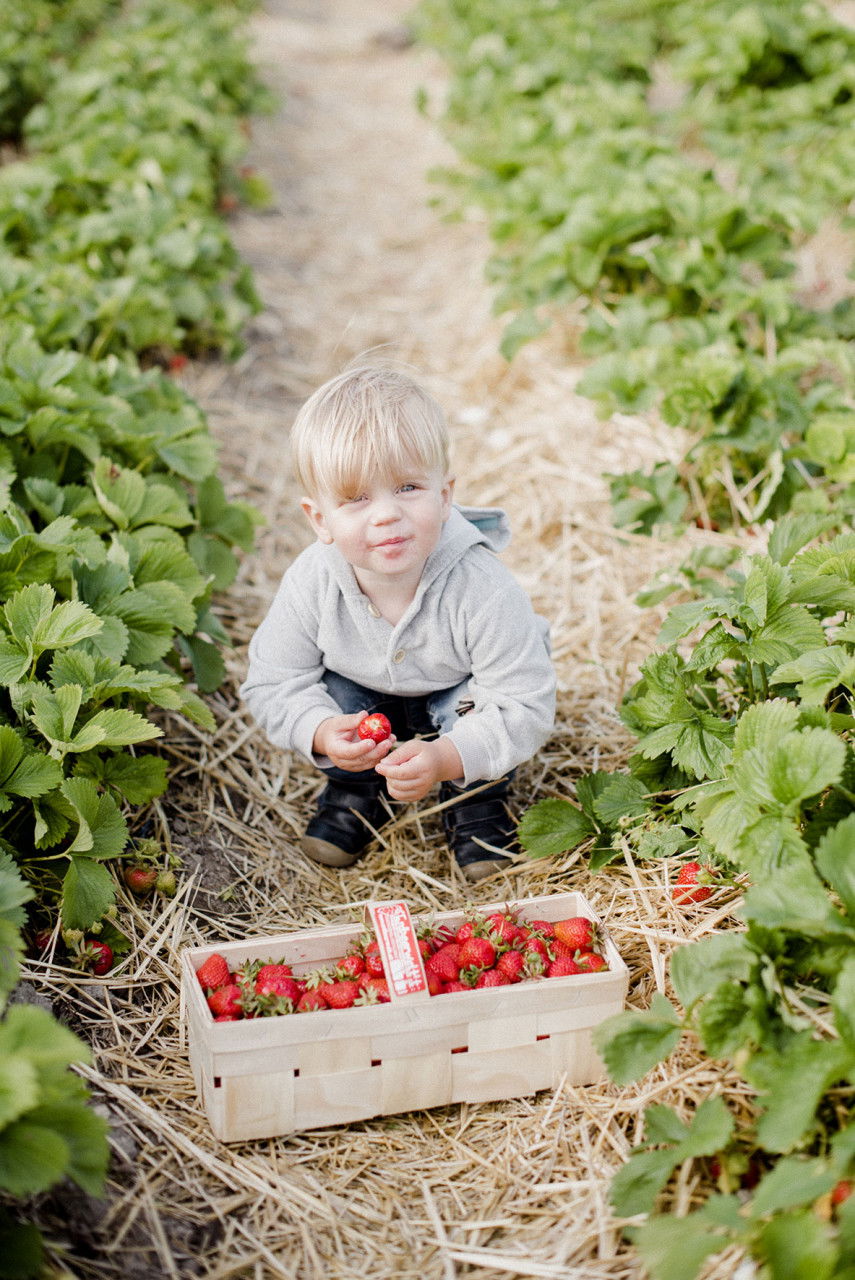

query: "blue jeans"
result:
(319, 671), (472, 788)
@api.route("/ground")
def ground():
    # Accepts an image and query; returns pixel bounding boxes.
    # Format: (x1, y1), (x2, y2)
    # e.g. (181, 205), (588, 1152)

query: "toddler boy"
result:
(239, 364), (556, 883)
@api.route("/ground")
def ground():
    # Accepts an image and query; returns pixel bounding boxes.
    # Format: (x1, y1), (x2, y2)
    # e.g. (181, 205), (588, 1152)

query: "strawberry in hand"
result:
(356, 713), (392, 743)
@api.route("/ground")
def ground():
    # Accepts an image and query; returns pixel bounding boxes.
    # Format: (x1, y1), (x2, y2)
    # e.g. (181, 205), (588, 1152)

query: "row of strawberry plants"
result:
(415, 0), (855, 532)
(0, 0), (268, 1260)
(0, 0), (120, 142)
(417, 4), (855, 1274)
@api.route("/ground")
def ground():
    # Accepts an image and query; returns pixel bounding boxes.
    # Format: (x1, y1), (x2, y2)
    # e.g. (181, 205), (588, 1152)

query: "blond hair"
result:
(290, 364), (450, 499)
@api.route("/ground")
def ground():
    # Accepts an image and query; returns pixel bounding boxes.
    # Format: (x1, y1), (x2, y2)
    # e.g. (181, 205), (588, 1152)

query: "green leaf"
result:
(611, 1146), (680, 1217)
(0, 1122), (69, 1197)
(0, 1055), (39, 1131)
(771, 647), (855, 706)
(764, 728), (845, 809)
(815, 814), (855, 917)
(61, 776), (127, 859)
(767, 513), (842, 566)
(80, 708), (161, 749)
(632, 1212), (728, 1280)
(177, 633), (225, 693)
(748, 1157), (838, 1219)
(75, 750), (168, 805)
(670, 933), (754, 1009)
(0, 1207), (44, 1280)
(591, 773), (650, 827)
(833, 956), (855, 1055)
(593, 993), (682, 1084)
(0, 727), (63, 800)
(61, 857), (115, 930)
(28, 1102), (108, 1197)
(747, 1035), (854, 1152)
(517, 796), (596, 859)
(756, 1210), (837, 1280)
(0, 848), (33, 925)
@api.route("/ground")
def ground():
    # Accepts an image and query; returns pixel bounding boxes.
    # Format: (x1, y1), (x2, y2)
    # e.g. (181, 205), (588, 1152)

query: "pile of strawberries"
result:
(196, 907), (609, 1022)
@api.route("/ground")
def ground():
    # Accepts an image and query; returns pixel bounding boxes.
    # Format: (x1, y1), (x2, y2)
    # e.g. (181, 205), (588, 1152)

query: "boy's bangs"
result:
(319, 416), (444, 499)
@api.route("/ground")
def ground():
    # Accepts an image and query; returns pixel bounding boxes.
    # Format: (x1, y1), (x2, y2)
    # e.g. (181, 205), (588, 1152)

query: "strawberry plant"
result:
(416, 0), (855, 527)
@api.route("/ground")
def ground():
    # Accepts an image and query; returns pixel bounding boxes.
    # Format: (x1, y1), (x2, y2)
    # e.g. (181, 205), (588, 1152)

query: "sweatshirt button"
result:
(393, 649), (405, 663)
(367, 603), (381, 617)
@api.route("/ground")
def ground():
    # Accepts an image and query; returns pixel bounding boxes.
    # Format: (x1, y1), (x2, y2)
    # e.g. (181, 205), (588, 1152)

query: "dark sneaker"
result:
(440, 779), (517, 884)
(300, 779), (390, 868)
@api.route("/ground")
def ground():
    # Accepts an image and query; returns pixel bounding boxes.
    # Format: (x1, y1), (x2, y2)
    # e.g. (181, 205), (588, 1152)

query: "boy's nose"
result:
(370, 493), (402, 521)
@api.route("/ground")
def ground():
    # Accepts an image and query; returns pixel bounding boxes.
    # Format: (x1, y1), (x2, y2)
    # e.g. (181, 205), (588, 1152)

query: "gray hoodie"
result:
(239, 504), (556, 784)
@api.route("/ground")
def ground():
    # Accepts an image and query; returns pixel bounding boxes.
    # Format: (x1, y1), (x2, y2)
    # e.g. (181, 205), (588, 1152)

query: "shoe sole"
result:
(459, 857), (514, 884)
(299, 835), (363, 868)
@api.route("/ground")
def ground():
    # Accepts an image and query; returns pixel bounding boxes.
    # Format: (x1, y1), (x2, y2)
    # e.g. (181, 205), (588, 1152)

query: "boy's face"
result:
(301, 467), (454, 588)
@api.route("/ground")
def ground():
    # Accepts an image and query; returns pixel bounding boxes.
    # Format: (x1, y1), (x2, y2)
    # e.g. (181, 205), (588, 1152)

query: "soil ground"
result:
(21, 3), (757, 1278)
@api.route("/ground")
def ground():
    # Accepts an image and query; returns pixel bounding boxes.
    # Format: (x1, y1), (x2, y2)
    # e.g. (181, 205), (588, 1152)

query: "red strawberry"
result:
(324, 979), (360, 1010)
(362, 976), (390, 1003)
(455, 920), (478, 943)
(297, 988), (328, 1012)
(485, 912), (520, 945)
(196, 953), (231, 990)
(123, 864), (158, 897)
(550, 939), (579, 961)
(426, 972), (445, 996)
(30, 926), (55, 955)
(208, 983), (243, 1018)
(672, 861), (718, 905)
(458, 936), (496, 971)
(441, 980), (468, 994)
(496, 950), (526, 983)
(356, 712), (391, 743)
(553, 916), (596, 951)
(527, 919), (555, 937)
(831, 1180), (852, 1207)
(214, 1014), (240, 1022)
(475, 969), (511, 988)
(254, 967), (301, 1002)
(523, 937), (550, 964)
(426, 943), (462, 984)
(86, 940), (113, 976)
(168, 353), (189, 372)
(547, 957), (582, 978)
(336, 953), (366, 980)
(576, 950), (607, 973)
(363, 940), (385, 978)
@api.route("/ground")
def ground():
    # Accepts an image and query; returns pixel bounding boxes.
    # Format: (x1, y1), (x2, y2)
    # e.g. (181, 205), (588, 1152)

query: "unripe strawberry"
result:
(156, 870), (177, 897)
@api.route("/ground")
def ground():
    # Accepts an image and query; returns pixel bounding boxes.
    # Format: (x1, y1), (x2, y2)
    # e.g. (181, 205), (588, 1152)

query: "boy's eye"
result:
(397, 483), (418, 493)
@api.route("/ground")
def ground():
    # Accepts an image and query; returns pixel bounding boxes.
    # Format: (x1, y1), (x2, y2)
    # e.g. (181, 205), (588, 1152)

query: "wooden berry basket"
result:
(181, 891), (629, 1142)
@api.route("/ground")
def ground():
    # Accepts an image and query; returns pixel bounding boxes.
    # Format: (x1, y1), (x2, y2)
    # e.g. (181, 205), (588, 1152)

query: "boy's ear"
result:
(441, 475), (455, 520)
(301, 496), (334, 544)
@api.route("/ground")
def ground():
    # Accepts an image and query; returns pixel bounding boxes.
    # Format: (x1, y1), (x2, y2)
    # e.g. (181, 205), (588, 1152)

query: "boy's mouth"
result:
(374, 536), (409, 548)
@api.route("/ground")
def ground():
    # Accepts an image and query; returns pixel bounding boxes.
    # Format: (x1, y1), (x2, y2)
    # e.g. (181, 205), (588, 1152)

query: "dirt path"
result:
(34, 4), (734, 1278)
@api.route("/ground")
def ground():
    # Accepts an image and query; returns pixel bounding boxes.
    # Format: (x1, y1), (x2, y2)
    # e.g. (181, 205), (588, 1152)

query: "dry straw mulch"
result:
(22, 2), (760, 1276)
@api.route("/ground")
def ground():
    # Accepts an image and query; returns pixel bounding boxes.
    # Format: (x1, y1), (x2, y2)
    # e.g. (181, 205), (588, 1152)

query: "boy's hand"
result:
(376, 737), (464, 802)
(313, 713), (396, 772)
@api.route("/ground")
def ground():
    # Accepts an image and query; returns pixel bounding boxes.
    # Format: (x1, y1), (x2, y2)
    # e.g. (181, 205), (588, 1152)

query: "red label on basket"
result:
(366, 900), (430, 1002)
